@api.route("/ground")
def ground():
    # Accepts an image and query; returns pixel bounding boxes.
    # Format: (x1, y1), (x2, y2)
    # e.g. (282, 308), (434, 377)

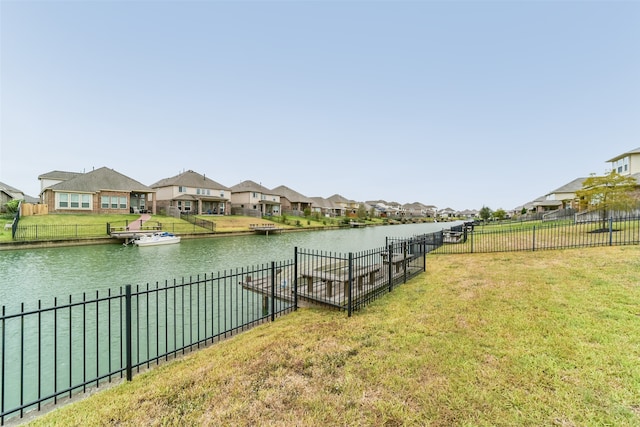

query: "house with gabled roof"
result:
(309, 197), (336, 217)
(607, 147), (640, 177)
(272, 185), (313, 216)
(230, 180), (281, 217)
(38, 170), (83, 195)
(327, 194), (357, 217)
(536, 177), (587, 211)
(40, 167), (155, 214)
(150, 170), (230, 215)
(403, 202), (433, 217)
(438, 207), (456, 218)
(0, 182), (26, 213)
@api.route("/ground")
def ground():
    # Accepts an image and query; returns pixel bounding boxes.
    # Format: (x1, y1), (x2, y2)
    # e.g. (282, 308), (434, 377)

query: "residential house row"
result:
(2, 167), (465, 218)
(22, 144), (640, 220)
(515, 147), (640, 215)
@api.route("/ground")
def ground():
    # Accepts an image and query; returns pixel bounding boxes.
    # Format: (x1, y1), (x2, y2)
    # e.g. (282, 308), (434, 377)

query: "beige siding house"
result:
(40, 167), (155, 214)
(309, 197), (337, 217)
(0, 182), (25, 213)
(537, 177), (587, 211)
(230, 180), (281, 217)
(38, 171), (82, 195)
(150, 170), (230, 215)
(607, 147), (640, 176)
(272, 185), (313, 216)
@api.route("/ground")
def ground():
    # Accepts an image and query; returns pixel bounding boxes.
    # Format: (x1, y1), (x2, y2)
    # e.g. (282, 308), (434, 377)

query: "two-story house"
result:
(607, 147), (640, 176)
(150, 170), (230, 215)
(536, 177), (587, 211)
(272, 185), (314, 216)
(230, 180), (281, 217)
(0, 182), (25, 213)
(40, 167), (156, 214)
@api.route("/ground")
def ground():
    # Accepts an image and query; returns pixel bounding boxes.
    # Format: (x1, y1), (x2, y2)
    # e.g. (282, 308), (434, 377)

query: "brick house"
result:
(40, 167), (155, 214)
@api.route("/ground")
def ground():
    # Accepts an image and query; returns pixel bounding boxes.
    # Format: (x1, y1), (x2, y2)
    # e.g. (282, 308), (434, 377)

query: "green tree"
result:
(303, 207), (311, 218)
(4, 199), (21, 214)
(494, 208), (507, 220)
(479, 206), (492, 221)
(576, 171), (637, 228)
(357, 204), (367, 219)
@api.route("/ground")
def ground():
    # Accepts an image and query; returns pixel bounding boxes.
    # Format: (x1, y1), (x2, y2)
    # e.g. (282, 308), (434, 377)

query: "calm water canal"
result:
(0, 222), (457, 311)
(1, 221), (461, 420)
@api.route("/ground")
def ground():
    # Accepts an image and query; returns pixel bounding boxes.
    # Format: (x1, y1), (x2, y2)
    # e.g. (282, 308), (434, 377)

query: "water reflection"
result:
(0, 222), (458, 310)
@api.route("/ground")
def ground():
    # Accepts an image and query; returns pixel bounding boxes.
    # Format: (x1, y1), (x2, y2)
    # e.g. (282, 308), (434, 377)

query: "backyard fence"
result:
(0, 233), (435, 424)
(431, 216), (640, 254)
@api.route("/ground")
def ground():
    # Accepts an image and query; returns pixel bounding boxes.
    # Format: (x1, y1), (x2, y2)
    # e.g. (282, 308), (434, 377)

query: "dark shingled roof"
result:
(150, 170), (229, 190)
(271, 185), (313, 203)
(230, 180), (274, 194)
(49, 167), (153, 193)
(38, 170), (83, 181)
(607, 147), (640, 163)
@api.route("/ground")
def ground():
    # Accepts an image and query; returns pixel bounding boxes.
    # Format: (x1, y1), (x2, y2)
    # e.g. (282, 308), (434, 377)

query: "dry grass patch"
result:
(28, 246), (640, 426)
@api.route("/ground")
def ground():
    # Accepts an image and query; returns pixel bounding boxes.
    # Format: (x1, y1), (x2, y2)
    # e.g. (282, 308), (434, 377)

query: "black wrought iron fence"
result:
(13, 224), (110, 241)
(0, 261), (295, 425)
(431, 216), (640, 254)
(0, 233), (437, 425)
(179, 213), (216, 232)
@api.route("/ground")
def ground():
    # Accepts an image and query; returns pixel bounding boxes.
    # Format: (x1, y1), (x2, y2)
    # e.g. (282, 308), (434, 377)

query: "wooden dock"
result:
(110, 229), (160, 244)
(240, 263), (421, 308)
(249, 224), (283, 235)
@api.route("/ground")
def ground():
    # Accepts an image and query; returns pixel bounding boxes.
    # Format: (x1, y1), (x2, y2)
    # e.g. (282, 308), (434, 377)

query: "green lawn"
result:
(28, 246), (640, 426)
(0, 213), (394, 243)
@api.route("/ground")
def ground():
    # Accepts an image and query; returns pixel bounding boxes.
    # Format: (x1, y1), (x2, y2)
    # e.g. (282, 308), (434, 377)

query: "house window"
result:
(58, 193), (91, 209)
(111, 197), (118, 209)
(220, 191), (225, 197)
(179, 186), (186, 193)
(101, 196), (109, 208)
(196, 188), (201, 195)
(119, 197), (127, 209)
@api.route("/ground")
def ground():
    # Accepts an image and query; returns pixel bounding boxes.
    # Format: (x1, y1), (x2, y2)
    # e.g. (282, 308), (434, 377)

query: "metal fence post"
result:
(270, 262), (276, 322)
(470, 229), (474, 254)
(402, 242), (407, 284)
(388, 245), (393, 292)
(532, 226), (536, 251)
(347, 252), (353, 318)
(294, 247), (298, 310)
(609, 217), (613, 246)
(422, 236), (427, 272)
(125, 285), (132, 381)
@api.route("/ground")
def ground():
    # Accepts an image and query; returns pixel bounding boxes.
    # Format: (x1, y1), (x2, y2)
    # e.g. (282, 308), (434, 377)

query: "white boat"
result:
(133, 232), (181, 246)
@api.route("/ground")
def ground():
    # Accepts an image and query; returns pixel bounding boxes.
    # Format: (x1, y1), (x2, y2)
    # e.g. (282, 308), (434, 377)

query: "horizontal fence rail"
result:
(0, 261), (297, 424)
(0, 233), (437, 424)
(13, 224), (109, 241)
(431, 216), (640, 254)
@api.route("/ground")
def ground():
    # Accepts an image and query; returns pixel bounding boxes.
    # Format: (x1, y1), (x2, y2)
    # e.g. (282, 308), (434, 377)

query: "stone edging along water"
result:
(0, 223), (404, 251)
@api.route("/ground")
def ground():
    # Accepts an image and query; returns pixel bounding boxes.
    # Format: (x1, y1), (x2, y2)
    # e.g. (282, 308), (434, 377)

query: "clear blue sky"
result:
(1, 0), (639, 211)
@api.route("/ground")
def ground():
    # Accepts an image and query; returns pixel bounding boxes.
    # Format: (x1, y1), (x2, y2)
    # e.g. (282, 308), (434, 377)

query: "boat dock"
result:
(249, 223), (282, 235)
(240, 262), (421, 309)
(110, 229), (160, 245)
